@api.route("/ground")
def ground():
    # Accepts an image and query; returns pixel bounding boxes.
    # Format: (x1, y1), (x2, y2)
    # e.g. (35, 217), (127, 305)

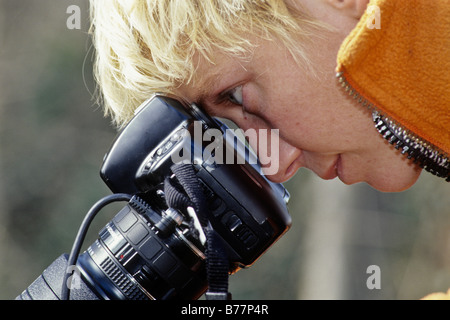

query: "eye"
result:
(227, 85), (243, 106)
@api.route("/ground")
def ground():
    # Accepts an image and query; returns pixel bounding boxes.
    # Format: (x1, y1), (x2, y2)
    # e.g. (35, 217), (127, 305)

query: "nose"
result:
(237, 126), (302, 183)
(224, 114), (302, 183)
(261, 137), (302, 183)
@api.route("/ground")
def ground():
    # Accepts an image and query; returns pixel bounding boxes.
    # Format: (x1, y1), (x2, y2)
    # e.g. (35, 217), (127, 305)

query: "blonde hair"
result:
(89, 0), (324, 128)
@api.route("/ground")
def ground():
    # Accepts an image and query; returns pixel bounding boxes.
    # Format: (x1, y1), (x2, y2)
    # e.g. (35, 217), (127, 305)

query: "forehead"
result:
(175, 34), (288, 105)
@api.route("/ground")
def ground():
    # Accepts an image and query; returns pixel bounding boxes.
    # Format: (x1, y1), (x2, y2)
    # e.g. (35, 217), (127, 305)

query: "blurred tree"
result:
(0, 0), (116, 298)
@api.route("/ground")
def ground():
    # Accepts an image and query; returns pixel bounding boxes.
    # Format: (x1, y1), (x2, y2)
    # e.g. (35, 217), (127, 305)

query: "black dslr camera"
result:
(17, 95), (291, 300)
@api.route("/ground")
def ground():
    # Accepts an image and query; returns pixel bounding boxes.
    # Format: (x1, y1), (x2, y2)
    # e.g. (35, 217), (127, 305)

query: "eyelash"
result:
(228, 86), (243, 105)
(220, 85), (244, 108)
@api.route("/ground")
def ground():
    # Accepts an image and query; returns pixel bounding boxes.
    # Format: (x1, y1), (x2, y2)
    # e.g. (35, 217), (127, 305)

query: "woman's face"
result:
(176, 0), (422, 192)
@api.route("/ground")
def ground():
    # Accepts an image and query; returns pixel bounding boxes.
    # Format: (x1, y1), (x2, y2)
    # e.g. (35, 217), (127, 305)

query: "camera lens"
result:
(77, 198), (208, 300)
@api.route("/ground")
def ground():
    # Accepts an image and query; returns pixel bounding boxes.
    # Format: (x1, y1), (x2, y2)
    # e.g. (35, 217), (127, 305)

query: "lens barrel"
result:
(79, 200), (207, 300)
(17, 198), (208, 300)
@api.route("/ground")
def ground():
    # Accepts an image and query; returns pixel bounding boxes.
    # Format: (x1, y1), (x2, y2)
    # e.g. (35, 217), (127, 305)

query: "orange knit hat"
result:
(336, 0), (450, 180)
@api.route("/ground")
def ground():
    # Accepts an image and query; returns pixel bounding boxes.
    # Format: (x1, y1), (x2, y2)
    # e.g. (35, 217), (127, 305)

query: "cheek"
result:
(260, 63), (357, 150)
(264, 103), (341, 153)
(265, 86), (375, 154)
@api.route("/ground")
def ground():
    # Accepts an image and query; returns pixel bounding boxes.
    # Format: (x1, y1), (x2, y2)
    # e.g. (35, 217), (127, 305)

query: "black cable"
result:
(61, 193), (132, 300)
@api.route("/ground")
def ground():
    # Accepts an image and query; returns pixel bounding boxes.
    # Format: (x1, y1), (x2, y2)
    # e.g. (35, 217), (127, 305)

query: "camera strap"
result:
(165, 164), (232, 300)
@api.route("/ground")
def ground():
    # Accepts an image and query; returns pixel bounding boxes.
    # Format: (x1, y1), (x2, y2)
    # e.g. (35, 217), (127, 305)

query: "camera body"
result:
(101, 95), (291, 267)
(18, 95), (291, 300)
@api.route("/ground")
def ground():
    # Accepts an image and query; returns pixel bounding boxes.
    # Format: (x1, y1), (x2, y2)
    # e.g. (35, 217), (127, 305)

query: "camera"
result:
(17, 95), (291, 300)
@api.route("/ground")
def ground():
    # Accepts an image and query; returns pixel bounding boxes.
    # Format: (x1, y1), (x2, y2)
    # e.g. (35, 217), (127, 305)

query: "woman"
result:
(89, 0), (449, 193)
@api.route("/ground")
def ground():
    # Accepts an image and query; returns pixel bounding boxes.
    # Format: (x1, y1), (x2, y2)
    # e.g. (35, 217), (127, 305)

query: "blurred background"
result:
(1, 0), (449, 300)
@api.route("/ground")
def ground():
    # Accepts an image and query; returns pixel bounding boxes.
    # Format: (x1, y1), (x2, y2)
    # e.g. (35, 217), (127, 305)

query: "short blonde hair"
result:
(89, 0), (323, 128)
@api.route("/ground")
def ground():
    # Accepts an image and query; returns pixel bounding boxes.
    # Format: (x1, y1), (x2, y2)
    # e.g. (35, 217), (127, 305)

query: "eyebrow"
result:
(190, 71), (223, 105)
(187, 59), (249, 107)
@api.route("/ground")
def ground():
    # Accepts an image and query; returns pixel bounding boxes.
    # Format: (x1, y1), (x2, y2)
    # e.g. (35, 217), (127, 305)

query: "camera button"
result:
(226, 214), (243, 232)
(208, 197), (226, 216)
(128, 223), (149, 245)
(115, 209), (138, 232)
